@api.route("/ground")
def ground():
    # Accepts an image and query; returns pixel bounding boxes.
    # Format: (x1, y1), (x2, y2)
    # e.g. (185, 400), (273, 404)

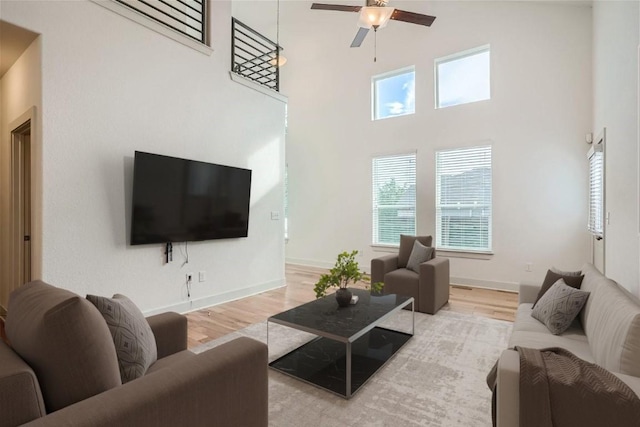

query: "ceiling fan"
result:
(311, 0), (436, 48)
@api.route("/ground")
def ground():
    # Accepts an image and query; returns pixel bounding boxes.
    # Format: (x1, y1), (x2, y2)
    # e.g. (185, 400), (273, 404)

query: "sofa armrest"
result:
(23, 337), (268, 427)
(371, 254), (399, 284)
(518, 281), (541, 305)
(0, 340), (46, 427)
(146, 312), (187, 359)
(496, 349), (520, 427)
(418, 257), (450, 314)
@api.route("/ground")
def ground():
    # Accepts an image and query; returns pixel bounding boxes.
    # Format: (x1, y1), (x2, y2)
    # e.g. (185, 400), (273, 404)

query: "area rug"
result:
(192, 309), (512, 426)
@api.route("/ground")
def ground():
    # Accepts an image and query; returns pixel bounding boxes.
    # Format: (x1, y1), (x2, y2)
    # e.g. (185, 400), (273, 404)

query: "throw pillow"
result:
(398, 235), (433, 268)
(406, 240), (434, 273)
(531, 279), (590, 335)
(86, 294), (157, 383)
(533, 268), (584, 308)
(5, 281), (121, 412)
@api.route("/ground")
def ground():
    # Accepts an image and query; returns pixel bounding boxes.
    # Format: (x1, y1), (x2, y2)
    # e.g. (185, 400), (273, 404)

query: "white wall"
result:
(279, 1), (593, 291)
(592, 0), (640, 296)
(0, 0), (286, 313)
(0, 36), (42, 308)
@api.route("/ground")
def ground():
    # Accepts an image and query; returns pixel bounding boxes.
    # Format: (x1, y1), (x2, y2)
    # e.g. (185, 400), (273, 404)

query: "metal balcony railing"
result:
(231, 18), (283, 92)
(116, 0), (206, 44)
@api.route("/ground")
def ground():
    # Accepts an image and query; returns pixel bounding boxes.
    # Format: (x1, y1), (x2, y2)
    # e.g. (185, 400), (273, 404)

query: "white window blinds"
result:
(436, 146), (492, 252)
(372, 153), (417, 245)
(588, 145), (604, 237)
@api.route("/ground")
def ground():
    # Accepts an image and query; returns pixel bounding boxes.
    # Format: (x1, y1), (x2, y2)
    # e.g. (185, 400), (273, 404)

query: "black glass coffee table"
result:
(267, 288), (414, 399)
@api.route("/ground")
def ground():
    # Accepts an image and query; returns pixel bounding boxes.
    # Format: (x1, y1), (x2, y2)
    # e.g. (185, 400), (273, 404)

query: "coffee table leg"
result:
(346, 342), (352, 398)
(412, 299), (415, 336)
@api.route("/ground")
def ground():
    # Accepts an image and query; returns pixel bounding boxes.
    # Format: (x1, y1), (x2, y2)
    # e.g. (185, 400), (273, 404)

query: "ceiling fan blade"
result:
(390, 9), (436, 27)
(350, 27), (369, 48)
(311, 3), (362, 12)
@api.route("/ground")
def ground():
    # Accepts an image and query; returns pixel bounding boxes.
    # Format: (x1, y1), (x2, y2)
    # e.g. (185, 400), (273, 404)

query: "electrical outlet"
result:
(525, 263), (533, 272)
(199, 271), (206, 282)
(186, 273), (193, 284)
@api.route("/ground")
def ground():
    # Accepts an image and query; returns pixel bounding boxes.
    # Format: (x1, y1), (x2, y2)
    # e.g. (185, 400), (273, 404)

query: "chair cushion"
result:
(406, 240), (434, 273)
(87, 294), (158, 383)
(384, 268), (419, 302)
(398, 235), (432, 268)
(5, 281), (121, 412)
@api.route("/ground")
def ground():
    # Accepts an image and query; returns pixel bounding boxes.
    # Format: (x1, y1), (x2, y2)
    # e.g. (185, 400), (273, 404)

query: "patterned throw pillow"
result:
(406, 240), (434, 273)
(531, 279), (590, 335)
(533, 268), (584, 308)
(86, 294), (157, 383)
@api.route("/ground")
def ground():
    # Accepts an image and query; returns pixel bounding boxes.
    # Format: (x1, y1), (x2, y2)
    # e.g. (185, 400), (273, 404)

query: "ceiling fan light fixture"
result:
(269, 55), (287, 67)
(358, 6), (394, 29)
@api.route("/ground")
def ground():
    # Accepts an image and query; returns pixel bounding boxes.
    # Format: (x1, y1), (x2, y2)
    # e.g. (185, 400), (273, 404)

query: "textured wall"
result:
(0, 0), (286, 313)
(278, 1), (593, 291)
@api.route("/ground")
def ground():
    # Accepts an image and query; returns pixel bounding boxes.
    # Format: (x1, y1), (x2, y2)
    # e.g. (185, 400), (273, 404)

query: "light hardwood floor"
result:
(186, 264), (519, 349)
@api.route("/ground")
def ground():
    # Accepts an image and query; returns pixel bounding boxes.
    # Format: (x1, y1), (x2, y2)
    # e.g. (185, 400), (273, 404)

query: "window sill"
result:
(371, 244), (399, 253)
(229, 73), (288, 103)
(92, 0), (213, 56)
(436, 249), (493, 260)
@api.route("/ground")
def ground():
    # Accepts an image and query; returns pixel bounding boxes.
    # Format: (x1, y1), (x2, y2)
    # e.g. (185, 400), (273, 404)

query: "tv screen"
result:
(130, 151), (252, 245)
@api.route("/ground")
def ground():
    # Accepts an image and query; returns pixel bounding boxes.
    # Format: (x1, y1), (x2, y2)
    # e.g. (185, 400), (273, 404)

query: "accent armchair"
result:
(371, 235), (450, 315)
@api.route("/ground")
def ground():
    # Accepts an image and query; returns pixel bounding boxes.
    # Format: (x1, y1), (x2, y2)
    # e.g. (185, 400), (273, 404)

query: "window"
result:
(372, 153), (416, 245)
(115, 0), (207, 44)
(435, 45), (490, 109)
(588, 145), (604, 237)
(435, 146), (492, 252)
(372, 67), (415, 120)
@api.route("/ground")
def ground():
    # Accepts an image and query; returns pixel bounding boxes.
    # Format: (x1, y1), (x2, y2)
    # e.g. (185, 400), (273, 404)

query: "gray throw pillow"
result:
(531, 279), (590, 335)
(533, 268), (584, 308)
(406, 240), (434, 273)
(86, 294), (157, 383)
(398, 235), (433, 268)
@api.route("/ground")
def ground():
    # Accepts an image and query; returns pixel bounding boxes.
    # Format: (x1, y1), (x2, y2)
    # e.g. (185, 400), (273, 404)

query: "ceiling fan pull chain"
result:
(374, 27), (377, 62)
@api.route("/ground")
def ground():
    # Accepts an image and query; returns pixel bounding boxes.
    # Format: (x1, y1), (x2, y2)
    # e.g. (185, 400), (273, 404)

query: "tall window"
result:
(372, 153), (417, 245)
(372, 67), (416, 120)
(588, 145), (604, 237)
(435, 45), (490, 109)
(435, 146), (492, 252)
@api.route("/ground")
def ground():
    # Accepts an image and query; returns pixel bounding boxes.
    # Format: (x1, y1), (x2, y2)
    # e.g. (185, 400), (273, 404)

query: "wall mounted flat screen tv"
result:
(131, 151), (252, 245)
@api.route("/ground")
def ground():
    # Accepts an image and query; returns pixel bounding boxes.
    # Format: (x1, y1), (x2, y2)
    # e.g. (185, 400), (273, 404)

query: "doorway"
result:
(11, 119), (32, 289)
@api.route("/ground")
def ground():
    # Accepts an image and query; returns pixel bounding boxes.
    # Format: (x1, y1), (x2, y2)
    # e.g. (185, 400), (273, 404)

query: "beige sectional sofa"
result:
(496, 263), (640, 426)
(0, 281), (268, 427)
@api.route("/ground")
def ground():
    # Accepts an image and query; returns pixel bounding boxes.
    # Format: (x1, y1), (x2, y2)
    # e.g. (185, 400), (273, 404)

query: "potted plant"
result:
(314, 250), (384, 307)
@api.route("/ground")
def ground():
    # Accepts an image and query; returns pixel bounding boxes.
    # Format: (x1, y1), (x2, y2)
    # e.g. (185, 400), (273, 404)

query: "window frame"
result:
(434, 44), (491, 109)
(435, 145), (493, 254)
(371, 152), (417, 247)
(93, 0), (212, 55)
(371, 66), (416, 121)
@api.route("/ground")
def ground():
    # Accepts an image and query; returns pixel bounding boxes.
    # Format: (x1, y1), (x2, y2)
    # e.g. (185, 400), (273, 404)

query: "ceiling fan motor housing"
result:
(368, 0), (389, 7)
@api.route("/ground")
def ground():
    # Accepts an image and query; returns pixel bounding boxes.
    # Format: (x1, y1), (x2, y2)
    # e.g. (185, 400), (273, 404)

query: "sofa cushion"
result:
(508, 330), (594, 363)
(583, 277), (640, 377)
(533, 269), (584, 307)
(398, 235), (432, 268)
(87, 294), (158, 383)
(146, 350), (195, 375)
(5, 281), (121, 412)
(531, 280), (590, 335)
(383, 268), (419, 302)
(513, 304), (587, 342)
(406, 240), (434, 273)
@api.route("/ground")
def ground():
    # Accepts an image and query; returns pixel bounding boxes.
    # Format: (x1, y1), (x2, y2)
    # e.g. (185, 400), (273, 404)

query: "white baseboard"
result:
(451, 276), (518, 293)
(143, 279), (286, 316)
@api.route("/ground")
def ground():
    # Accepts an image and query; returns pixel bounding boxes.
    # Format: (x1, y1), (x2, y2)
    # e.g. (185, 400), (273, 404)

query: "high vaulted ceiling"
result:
(0, 20), (39, 78)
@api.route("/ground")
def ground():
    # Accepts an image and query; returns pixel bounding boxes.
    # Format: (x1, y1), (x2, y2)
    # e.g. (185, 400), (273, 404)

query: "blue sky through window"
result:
(437, 48), (490, 108)
(374, 69), (415, 120)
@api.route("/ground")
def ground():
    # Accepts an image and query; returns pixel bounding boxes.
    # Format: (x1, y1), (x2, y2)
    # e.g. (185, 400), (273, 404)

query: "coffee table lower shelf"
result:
(268, 326), (412, 399)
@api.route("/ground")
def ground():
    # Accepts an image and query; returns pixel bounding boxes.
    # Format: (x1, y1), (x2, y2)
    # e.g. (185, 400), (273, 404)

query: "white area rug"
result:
(193, 309), (512, 426)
